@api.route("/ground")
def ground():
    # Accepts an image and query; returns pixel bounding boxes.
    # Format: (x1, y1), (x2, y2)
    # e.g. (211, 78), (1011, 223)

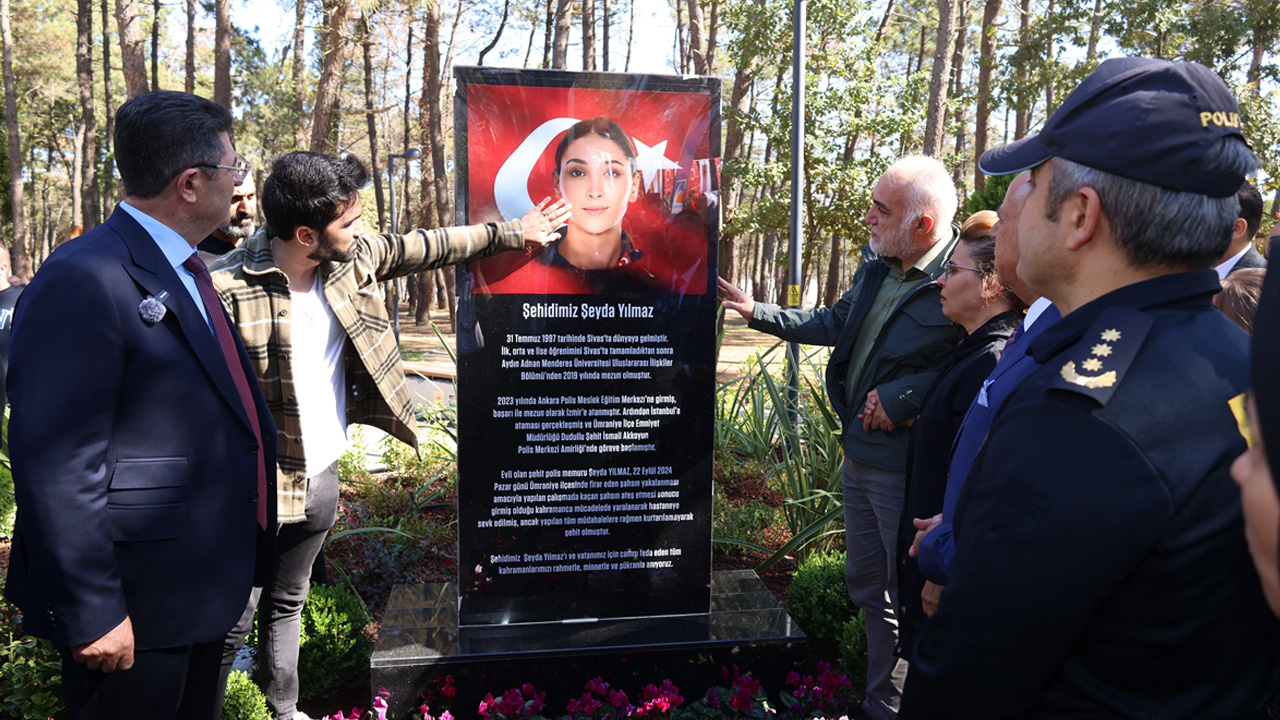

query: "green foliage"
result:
(784, 549), (856, 644)
(222, 670), (272, 720)
(2, 401), (13, 538)
(296, 582), (375, 701)
(0, 575), (64, 719)
(757, 358), (846, 568)
(838, 613), (869, 684)
(783, 549), (868, 681)
(962, 173), (1014, 217)
(715, 344), (844, 568)
(712, 488), (778, 556)
(338, 426), (373, 483)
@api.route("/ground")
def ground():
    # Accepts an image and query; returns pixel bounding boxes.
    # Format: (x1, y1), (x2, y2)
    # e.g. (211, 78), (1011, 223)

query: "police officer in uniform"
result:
(900, 57), (1280, 717)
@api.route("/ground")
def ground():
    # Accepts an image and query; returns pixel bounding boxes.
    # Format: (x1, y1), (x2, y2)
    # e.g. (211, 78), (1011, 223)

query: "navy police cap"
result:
(979, 57), (1248, 197)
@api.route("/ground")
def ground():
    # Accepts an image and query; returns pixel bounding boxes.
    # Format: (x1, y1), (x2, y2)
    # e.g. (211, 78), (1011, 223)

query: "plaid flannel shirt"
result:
(209, 220), (524, 522)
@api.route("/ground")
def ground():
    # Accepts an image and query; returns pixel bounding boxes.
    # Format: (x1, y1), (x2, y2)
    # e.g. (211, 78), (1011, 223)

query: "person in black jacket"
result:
(894, 211), (1022, 654)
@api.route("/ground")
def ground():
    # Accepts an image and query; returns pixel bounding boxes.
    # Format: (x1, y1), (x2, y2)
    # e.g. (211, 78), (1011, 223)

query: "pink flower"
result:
(785, 671), (800, 686)
(585, 677), (610, 697)
(479, 692), (496, 720)
(440, 712), (454, 720)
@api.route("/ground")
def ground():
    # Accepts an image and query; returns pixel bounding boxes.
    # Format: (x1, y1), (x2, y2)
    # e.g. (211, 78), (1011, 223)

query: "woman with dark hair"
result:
(546, 117), (643, 270)
(893, 211), (1025, 653)
(475, 117), (665, 294)
(1232, 268), (1280, 617)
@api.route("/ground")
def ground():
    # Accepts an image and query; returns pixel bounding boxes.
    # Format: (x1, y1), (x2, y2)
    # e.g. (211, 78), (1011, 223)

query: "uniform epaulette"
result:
(1047, 306), (1152, 406)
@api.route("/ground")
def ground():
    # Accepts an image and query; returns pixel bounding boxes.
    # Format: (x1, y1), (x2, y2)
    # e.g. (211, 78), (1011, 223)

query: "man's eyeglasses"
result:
(193, 154), (250, 185)
(942, 261), (983, 277)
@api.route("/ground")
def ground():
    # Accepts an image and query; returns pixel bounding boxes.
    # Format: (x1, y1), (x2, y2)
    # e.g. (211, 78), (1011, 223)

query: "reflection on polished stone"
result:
(371, 570), (806, 717)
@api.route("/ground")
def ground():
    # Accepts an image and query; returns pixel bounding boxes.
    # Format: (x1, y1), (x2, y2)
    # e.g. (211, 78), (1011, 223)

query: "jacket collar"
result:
(1029, 269), (1220, 363)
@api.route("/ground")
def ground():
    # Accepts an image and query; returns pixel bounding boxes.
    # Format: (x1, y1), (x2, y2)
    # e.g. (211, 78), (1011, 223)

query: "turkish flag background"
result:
(462, 83), (713, 294)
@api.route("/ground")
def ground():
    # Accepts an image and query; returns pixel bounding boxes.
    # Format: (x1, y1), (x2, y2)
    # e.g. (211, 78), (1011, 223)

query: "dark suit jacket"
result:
(4, 206), (276, 650)
(1228, 244), (1267, 273)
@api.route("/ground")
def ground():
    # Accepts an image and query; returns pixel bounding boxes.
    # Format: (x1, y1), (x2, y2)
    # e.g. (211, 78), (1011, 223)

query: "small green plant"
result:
(0, 574), (64, 719)
(785, 549), (855, 645)
(838, 612), (869, 684)
(783, 549), (868, 679)
(711, 488), (777, 556)
(222, 669), (271, 720)
(296, 581), (375, 700)
(1, 406), (14, 538)
(338, 426), (373, 482)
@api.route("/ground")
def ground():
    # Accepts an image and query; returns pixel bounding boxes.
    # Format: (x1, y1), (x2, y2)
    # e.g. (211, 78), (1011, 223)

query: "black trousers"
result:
(60, 638), (223, 720)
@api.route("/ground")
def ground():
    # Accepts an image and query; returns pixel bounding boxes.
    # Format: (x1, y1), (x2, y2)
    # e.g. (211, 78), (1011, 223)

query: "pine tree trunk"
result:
(214, 0), (231, 108)
(2, 0), (27, 278)
(150, 0), (160, 90)
(424, 3), (448, 227)
(601, 0), (609, 71)
(77, 0), (100, 230)
(293, 0), (306, 147)
(1086, 0), (1103, 63)
(582, 0), (596, 70)
(675, 0), (687, 73)
(101, 0), (115, 204)
(973, 0), (1001, 193)
(361, 15), (386, 232)
(310, 0), (353, 153)
(1015, 0), (1030, 137)
(551, 0), (571, 68)
(185, 0), (195, 92)
(478, 0), (510, 66)
(706, 0), (719, 70)
(625, 0), (634, 71)
(922, 0), (956, 158)
(543, 0), (552, 68)
(115, 0), (148, 97)
(686, 0), (706, 74)
(950, 0), (968, 183)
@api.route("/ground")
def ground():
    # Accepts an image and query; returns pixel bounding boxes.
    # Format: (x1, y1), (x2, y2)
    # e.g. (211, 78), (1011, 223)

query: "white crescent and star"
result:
(492, 118), (682, 220)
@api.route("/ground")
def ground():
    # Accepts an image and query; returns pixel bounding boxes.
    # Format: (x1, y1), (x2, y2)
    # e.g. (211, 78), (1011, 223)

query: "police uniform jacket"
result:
(900, 270), (1280, 718)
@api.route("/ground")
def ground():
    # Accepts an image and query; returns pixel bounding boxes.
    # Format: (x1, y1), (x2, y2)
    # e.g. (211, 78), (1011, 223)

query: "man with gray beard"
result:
(719, 155), (964, 719)
(198, 174), (257, 264)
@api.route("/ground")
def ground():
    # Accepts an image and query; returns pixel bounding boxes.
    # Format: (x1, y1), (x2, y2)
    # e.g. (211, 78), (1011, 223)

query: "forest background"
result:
(1, 0), (1278, 314)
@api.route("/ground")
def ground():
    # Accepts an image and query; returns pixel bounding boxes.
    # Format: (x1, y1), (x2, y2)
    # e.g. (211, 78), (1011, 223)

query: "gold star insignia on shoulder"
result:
(1091, 343), (1113, 357)
(1060, 360), (1116, 388)
(1100, 329), (1121, 342)
(1082, 358), (1104, 372)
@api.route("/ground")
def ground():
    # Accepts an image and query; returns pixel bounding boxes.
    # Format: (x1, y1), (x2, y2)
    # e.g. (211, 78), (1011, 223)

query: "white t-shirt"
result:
(290, 274), (348, 477)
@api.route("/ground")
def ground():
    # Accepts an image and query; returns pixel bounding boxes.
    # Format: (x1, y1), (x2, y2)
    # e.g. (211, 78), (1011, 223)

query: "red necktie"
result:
(183, 254), (268, 529)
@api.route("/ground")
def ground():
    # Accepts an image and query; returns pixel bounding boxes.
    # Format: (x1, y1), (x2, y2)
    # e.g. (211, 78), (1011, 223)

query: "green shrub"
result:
(297, 581), (375, 700)
(783, 549), (869, 680)
(1, 406), (14, 538)
(0, 574), (64, 720)
(0, 465), (14, 539)
(839, 612), (869, 684)
(338, 426), (372, 482)
(784, 549), (855, 644)
(712, 488), (777, 556)
(222, 670), (271, 720)
(962, 173), (1014, 216)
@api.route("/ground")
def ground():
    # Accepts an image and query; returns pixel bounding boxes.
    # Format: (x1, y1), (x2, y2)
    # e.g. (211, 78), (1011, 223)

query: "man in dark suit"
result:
(3, 90), (276, 719)
(1216, 180), (1267, 276)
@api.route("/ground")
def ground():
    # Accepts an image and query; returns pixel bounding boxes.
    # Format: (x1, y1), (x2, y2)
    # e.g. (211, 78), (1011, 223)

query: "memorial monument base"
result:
(371, 570), (806, 719)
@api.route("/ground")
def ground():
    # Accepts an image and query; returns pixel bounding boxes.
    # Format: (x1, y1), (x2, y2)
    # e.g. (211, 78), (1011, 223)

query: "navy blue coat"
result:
(4, 207), (276, 650)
